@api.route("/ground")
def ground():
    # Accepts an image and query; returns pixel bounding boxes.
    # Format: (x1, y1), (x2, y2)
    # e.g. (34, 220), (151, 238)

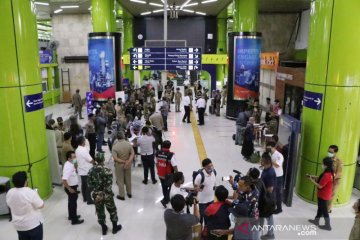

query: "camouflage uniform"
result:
(88, 157), (118, 225)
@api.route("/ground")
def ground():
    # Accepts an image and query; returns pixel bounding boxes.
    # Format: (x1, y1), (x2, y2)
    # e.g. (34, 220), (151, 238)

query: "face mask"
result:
(327, 152), (334, 158)
(322, 165), (326, 170)
(206, 168), (214, 174)
(72, 159), (77, 165)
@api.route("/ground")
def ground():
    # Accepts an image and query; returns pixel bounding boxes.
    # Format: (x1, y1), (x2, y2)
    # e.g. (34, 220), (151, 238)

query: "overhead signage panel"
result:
(129, 47), (202, 71)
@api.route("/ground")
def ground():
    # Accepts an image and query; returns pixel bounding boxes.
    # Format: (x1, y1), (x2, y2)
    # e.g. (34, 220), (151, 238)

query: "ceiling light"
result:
(184, 2), (198, 7)
(131, 0), (147, 4)
(180, 0), (191, 9)
(149, 2), (163, 7)
(195, 11), (206, 15)
(201, 0), (217, 3)
(153, 9), (164, 13)
(54, 9), (63, 13)
(34, 1), (49, 6)
(141, 11), (152, 15)
(182, 9), (194, 13)
(60, 5), (79, 9)
(88, 7), (92, 10)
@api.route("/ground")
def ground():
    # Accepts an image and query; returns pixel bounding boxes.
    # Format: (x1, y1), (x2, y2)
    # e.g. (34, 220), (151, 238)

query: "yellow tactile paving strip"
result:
(190, 111), (208, 163)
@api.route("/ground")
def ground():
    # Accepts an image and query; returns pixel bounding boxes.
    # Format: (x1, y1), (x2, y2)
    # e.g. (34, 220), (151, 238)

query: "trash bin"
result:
(0, 176), (10, 215)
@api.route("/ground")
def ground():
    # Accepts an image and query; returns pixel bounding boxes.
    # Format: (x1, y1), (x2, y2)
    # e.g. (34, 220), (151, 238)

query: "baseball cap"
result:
(229, 203), (249, 218)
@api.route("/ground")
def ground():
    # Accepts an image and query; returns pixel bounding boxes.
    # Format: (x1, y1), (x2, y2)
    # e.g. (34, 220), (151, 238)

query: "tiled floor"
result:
(0, 101), (358, 240)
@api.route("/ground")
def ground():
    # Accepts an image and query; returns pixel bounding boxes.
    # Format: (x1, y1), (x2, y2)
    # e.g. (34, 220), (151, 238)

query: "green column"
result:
(123, 9), (134, 84)
(296, 0), (360, 205)
(216, 8), (227, 86)
(233, 0), (258, 32)
(0, 0), (52, 198)
(91, 0), (116, 32)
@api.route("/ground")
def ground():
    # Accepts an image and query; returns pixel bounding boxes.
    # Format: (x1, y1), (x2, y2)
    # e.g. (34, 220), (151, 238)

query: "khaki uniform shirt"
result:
(332, 157), (343, 179)
(72, 93), (82, 107)
(61, 141), (74, 165)
(175, 92), (182, 103)
(149, 112), (164, 130)
(112, 140), (134, 163)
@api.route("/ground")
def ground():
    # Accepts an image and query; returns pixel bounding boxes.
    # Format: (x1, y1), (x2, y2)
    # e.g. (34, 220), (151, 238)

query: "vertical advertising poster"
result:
(233, 36), (261, 100)
(88, 37), (116, 100)
(86, 92), (93, 115)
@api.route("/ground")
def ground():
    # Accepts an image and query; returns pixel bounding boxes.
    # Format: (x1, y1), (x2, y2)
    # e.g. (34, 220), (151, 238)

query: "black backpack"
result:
(192, 169), (217, 186)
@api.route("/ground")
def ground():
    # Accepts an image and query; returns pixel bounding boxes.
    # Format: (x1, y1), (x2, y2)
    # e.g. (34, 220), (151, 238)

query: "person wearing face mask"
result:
(62, 151), (84, 225)
(266, 141), (284, 215)
(327, 145), (343, 213)
(349, 198), (360, 240)
(194, 158), (217, 225)
(307, 157), (334, 231)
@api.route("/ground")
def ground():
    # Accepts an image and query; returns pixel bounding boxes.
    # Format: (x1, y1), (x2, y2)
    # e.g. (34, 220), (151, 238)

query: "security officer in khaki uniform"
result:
(327, 145), (343, 212)
(88, 153), (122, 235)
(112, 131), (135, 201)
(72, 89), (83, 119)
(175, 88), (182, 112)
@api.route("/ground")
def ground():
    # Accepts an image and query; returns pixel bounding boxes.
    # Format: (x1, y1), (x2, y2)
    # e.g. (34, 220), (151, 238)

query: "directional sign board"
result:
(303, 90), (323, 110)
(129, 47), (202, 71)
(24, 93), (44, 113)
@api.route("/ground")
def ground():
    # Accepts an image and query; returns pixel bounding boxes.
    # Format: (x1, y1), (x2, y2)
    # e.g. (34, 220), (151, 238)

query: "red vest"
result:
(156, 150), (174, 179)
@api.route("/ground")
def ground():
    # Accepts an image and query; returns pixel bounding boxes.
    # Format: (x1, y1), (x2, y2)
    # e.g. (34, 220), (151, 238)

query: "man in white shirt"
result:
(63, 150), (84, 225)
(196, 95), (206, 126)
(267, 141), (284, 214)
(6, 171), (44, 240)
(193, 158), (216, 225)
(132, 126), (157, 185)
(170, 172), (187, 199)
(182, 92), (192, 123)
(75, 136), (94, 205)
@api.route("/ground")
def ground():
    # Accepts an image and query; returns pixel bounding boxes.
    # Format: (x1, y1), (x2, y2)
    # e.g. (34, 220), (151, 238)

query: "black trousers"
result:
(65, 185), (78, 221)
(162, 115), (168, 130)
(87, 133), (96, 159)
(80, 176), (93, 204)
(160, 178), (171, 204)
(17, 223), (43, 240)
(276, 176), (283, 211)
(158, 91), (163, 100)
(199, 202), (212, 225)
(182, 106), (190, 123)
(141, 154), (156, 182)
(198, 107), (205, 125)
(316, 197), (330, 220)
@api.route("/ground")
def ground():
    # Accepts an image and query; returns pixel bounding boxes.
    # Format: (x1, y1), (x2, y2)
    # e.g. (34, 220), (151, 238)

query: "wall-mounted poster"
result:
(88, 37), (116, 100)
(233, 36), (261, 100)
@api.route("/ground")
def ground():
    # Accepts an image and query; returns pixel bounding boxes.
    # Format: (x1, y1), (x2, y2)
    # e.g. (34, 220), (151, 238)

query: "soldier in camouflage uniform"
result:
(87, 153), (122, 235)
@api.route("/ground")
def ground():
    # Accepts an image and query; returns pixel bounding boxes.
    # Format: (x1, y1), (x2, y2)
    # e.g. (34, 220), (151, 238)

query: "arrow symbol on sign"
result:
(314, 98), (321, 105)
(195, 48), (199, 52)
(26, 100), (33, 108)
(194, 66), (198, 69)
(133, 66), (137, 69)
(195, 55), (199, 58)
(194, 60), (198, 64)
(132, 54), (137, 58)
(133, 60), (137, 64)
(132, 48), (137, 52)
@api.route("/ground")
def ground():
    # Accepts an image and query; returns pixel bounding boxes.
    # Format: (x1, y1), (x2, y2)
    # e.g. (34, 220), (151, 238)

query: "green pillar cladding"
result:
(0, 0), (52, 198)
(233, 0), (258, 32)
(123, 9), (134, 84)
(216, 8), (227, 86)
(91, 0), (116, 32)
(296, 0), (360, 205)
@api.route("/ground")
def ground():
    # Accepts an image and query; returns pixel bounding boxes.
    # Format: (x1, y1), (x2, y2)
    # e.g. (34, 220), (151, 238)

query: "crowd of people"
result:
(4, 81), (358, 240)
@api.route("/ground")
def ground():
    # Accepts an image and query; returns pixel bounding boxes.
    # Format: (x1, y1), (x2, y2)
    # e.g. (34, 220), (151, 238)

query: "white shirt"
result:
(170, 184), (187, 198)
(194, 169), (216, 204)
(62, 161), (79, 186)
(196, 98), (206, 108)
(271, 150), (284, 177)
(183, 96), (191, 106)
(6, 187), (44, 231)
(137, 135), (155, 155)
(75, 145), (93, 176)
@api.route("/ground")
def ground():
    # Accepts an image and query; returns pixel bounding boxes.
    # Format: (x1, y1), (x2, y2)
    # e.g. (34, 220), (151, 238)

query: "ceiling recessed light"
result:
(153, 9), (164, 13)
(184, 2), (198, 7)
(141, 11), (152, 15)
(34, 1), (49, 6)
(149, 2), (163, 7)
(195, 11), (206, 15)
(182, 9), (194, 13)
(131, 0), (147, 4)
(180, 0), (191, 9)
(54, 9), (63, 13)
(60, 5), (79, 9)
(201, 0), (217, 3)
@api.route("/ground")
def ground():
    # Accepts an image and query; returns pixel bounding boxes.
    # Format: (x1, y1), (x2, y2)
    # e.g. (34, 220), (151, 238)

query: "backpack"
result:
(192, 169), (217, 186)
(258, 182), (276, 217)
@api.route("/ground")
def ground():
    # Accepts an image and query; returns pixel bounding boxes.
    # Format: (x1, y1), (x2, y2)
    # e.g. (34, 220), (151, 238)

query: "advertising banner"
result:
(88, 37), (116, 100)
(233, 36), (261, 100)
(39, 50), (53, 64)
(261, 52), (279, 70)
(86, 92), (93, 115)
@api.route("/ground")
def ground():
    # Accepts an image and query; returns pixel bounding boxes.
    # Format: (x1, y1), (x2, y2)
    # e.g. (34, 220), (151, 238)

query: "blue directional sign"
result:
(24, 93), (44, 112)
(303, 90), (323, 110)
(129, 47), (202, 71)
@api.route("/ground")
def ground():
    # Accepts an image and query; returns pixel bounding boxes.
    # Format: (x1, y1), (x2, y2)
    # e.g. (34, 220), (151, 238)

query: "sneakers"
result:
(260, 233), (275, 240)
